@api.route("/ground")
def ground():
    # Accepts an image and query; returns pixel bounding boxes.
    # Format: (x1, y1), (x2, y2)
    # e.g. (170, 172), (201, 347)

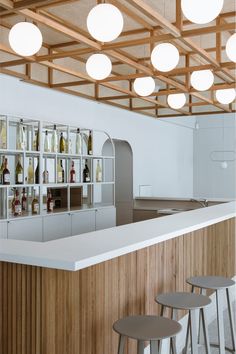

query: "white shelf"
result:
(0, 149), (40, 156)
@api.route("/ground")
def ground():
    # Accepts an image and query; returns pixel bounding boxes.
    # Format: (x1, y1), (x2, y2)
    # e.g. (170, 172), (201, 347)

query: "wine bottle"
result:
(47, 189), (53, 212)
(2, 158), (10, 185)
(35, 158), (39, 184)
(44, 130), (50, 152)
(11, 188), (16, 214)
(27, 158), (34, 184)
(83, 160), (90, 183)
(0, 156), (4, 184)
(87, 130), (93, 155)
(43, 169), (49, 184)
(61, 160), (65, 183)
(0, 120), (7, 149)
(70, 160), (76, 183)
(96, 160), (102, 182)
(16, 119), (25, 150)
(21, 188), (27, 211)
(15, 155), (23, 185)
(51, 125), (58, 153)
(59, 132), (66, 153)
(13, 190), (22, 216)
(57, 160), (63, 183)
(76, 128), (82, 155)
(32, 190), (39, 214)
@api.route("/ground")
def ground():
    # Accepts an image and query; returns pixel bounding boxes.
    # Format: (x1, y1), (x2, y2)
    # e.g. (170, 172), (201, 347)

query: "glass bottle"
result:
(0, 156), (5, 184)
(96, 160), (102, 182)
(0, 120), (7, 149)
(32, 190), (39, 215)
(76, 128), (82, 155)
(59, 132), (66, 153)
(21, 187), (27, 211)
(51, 125), (58, 153)
(2, 157), (10, 185)
(13, 189), (22, 217)
(47, 189), (54, 213)
(11, 188), (16, 214)
(44, 130), (50, 152)
(87, 130), (93, 155)
(35, 158), (39, 184)
(43, 169), (49, 184)
(83, 160), (90, 183)
(70, 160), (76, 183)
(57, 159), (63, 183)
(61, 160), (65, 183)
(16, 119), (25, 150)
(27, 157), (34, 184)
(15, 155), (23, 185)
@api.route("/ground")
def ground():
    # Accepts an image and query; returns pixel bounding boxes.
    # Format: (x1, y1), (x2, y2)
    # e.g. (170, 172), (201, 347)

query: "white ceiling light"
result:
(9, 22), (43, 56)
(151, 43), (179, 72)
(87, 4), (123, 42)
(221, 161), (228, 169)
(226, 33), (236, 63)
(216, 89), (236, 104)
(190, 70), (214, 91)
(133, 77), (155, 97)
(167, 93), (186, 109)
(181, 0), (224, 24)
(86, 54), (112, 80)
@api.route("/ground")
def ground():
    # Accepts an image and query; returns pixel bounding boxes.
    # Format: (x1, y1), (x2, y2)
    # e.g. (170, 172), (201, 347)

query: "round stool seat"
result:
(187, 276), (235, 290)
(113, 315), (181, 341)
(156, 292), (211, 310)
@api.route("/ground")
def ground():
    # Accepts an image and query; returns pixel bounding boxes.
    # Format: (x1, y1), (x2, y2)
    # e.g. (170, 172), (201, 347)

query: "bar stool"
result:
(113, 315), (182, 354)
(187, 276), (236, 354)
(155, 292), (211, 354)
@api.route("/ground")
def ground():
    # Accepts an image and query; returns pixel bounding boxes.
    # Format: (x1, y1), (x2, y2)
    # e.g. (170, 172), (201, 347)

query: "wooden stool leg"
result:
(150, 340), (159, 354)
(201, 308), (210, 354)
(137, 340), (145, 354)
(118, 335), (126, 354)
(216, 289), (226, 354)
(226, 288), (236, 351)
(189, 309), (198, 354)
(170, 337), (177, 354)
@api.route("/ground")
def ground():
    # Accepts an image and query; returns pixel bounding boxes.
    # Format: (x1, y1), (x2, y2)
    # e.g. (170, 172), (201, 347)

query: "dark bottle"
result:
(47, 189), (54, 213)
(21, 188), (27, 211)
(13, 190), (22, 217)
(60, 160), (65, 183)
(3, 158), (10, 185)
(87, 130), (93, 155)
(70, 160), (76, 183)
(35, 158), (39, 184)
(83, 160), (90, 183)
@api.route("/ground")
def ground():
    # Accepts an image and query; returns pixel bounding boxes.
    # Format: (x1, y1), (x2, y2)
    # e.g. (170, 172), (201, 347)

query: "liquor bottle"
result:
(51, 125), (58, 153)
(27, 157), (34, 184)
(11, 188), (16, 214)
(96, 160), (102, 182)
(83, 160), (90, 183)
(15, 155), (23, 185)
(70, 160), (76, 183)
(43, 169), (49, 184)
(0, 156), (4, 184)
(0, 120), (7, 149)
(47, 189), (53, 213)
(32, 190), (39, 214)
(16, 119), (25, 150)
(59, 132), (66, 153)
(2, 158), (10, 185)
(76, 128), (82, 155)
(13, 190), (22, 216)
(87, 130), (93, 155)
(21, 188), (27, 211)
(57, 160), (63, 183)
(35, 158), (39, 184)
(60, 160), (65, 183)
(44, 130), (50, 152)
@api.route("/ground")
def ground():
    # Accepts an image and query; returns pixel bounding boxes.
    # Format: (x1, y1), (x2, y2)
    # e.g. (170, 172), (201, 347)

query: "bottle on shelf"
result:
(76, 128), (82, 155)
(43, 169), (49, 184)
(2, 157), (10, 185)
(16, 119), (26, 150)
(44, 130), (50, 152)
(70, 160), (76, 183)
(11, 188), (16, 214)
(47, 189), (54, 213)
(57, 159), (64, 183)
(0, 156), (5, 184)
(32, 189), (39, 215)
(96, 160), (102, 183)
(51, 125), (58, 153)
(59, 132), (66, 153)
(0, 120), (7, 149)
(13, 189), (22, 217)
(83, 160), (90, 183)
(15, 155), (23, 185)
(35, 158), (39, 184)
(27, 157), (34, 184)
(87, 130), (93, 155)
(61, 160), (65, 183)
(21, 188), (27, 211)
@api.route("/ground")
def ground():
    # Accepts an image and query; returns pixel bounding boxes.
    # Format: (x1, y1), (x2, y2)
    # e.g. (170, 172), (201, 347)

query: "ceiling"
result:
(0, 0), (235, 119)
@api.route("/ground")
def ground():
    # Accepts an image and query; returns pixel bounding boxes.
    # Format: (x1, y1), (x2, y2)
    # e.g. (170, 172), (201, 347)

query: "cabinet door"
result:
(95, 207), (116, 231)
(0, 222), (7, 239)
(71, 211), (96, 236)
(43, 213), (71, 241)
(8, 218), (43, 241)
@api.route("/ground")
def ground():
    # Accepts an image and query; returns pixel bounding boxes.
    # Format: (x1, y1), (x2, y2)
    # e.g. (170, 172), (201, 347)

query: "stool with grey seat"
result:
(113, 315), (182, 354)
(187, 276), (236, 354)
(155, 292), (211, 354)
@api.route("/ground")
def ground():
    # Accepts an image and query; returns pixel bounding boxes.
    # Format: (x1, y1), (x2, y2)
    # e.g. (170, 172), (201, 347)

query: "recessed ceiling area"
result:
(0, 0), (235, 119)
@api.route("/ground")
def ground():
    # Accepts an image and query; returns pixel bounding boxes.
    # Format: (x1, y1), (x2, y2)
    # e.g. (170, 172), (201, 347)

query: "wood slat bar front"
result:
(0, 218), (235, 354)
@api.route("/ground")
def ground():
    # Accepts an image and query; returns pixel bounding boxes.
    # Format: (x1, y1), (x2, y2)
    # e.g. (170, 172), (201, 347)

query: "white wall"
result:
(0, 74), (193, 198)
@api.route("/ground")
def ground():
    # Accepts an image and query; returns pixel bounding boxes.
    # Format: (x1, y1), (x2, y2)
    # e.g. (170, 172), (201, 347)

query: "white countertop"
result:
(0, 201), (235, 271)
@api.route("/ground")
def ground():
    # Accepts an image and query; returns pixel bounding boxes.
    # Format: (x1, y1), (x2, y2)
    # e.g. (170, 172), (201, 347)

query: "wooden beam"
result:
(176, 0), (182, 31)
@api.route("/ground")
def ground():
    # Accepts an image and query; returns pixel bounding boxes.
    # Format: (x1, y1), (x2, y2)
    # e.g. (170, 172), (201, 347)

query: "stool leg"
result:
(201, 308), (210, 354)
(184, 313), (190, 354)
(150, 340), (159, 354)
(118, 335), (126, 354)
(189, 309), (198, 354)
(159, 305), (165, 354)
(216, 289), (226, 354)
(138, 340), (145, 354)
(226, 288), (236, 351)
(170, 337), (177, 354)
(198, 288), (206, 345)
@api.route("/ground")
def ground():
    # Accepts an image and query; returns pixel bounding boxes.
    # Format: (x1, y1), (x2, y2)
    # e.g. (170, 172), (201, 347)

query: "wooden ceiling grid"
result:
(0, 0), (235, 119)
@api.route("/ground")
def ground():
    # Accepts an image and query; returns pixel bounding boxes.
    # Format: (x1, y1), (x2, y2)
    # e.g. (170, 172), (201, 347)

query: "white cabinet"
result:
(95, 207), (116, 231)
(43, 213), (71, 241)
(71, 210), (96, 236)
(8, 217), (43, 241)
(0, 222), (7, 239)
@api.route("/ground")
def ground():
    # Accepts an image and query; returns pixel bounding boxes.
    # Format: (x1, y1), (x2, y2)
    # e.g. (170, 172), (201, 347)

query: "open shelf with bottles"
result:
(0, 115), (115, 221)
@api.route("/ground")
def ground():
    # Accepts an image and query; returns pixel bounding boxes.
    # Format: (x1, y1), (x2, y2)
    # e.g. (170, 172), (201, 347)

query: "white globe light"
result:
(181, 0), (224, 24)
(167, 93), (186, 109)
(151, 43), (179, 72)
(226, 33), (236, 63)
(87, 4), (123, 42)
(9, 22), (43, 56)
(86, 54), (112, 80)
(221, 161), (228, 169)
(190, 70), (214, 91)
(133, 77), (155, 97)
(216, 89), (236, 104)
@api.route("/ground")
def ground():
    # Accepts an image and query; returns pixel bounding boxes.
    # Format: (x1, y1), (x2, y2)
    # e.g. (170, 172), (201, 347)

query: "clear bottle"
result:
(0, 156), (5, 184)
(96, 160), (102, 182)
(15, 155), (23, 185)
(44, 130), (50, 152)
(76, 128), (82, 155)
(51, 125), (58, 153)
(21, 187), (27, 211)
(0, 120), (7, 149)
(13, 190), (22, 217)
(70, 160), (76, 183)
(32, 189), (39, 215)
(43, 169), (49, 184)
(87, 130), (93, 155)
(47, 189), (54, 213)
(16, 119), (25, 150)
(57, 159), (63, 183)
(27, 157), (34, 184)
(2, 158), (10, 185)
(83, 160), (90, 183)
(59, 132), (66, 153)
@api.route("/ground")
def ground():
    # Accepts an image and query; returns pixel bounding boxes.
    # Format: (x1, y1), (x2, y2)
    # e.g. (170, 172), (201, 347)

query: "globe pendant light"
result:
(86, 53), (112, 80)
(181, 0), (224, 24)
(87, 4), (123, 42)
(9, 22), (43, 56)
(151, 43), (179, 72)
(190, 70), (214, 91)
(226, 33), (236, 63)
(167, 93), (186, 109)
(216, 89), (236, 104)
(133, 77), (155, 97)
